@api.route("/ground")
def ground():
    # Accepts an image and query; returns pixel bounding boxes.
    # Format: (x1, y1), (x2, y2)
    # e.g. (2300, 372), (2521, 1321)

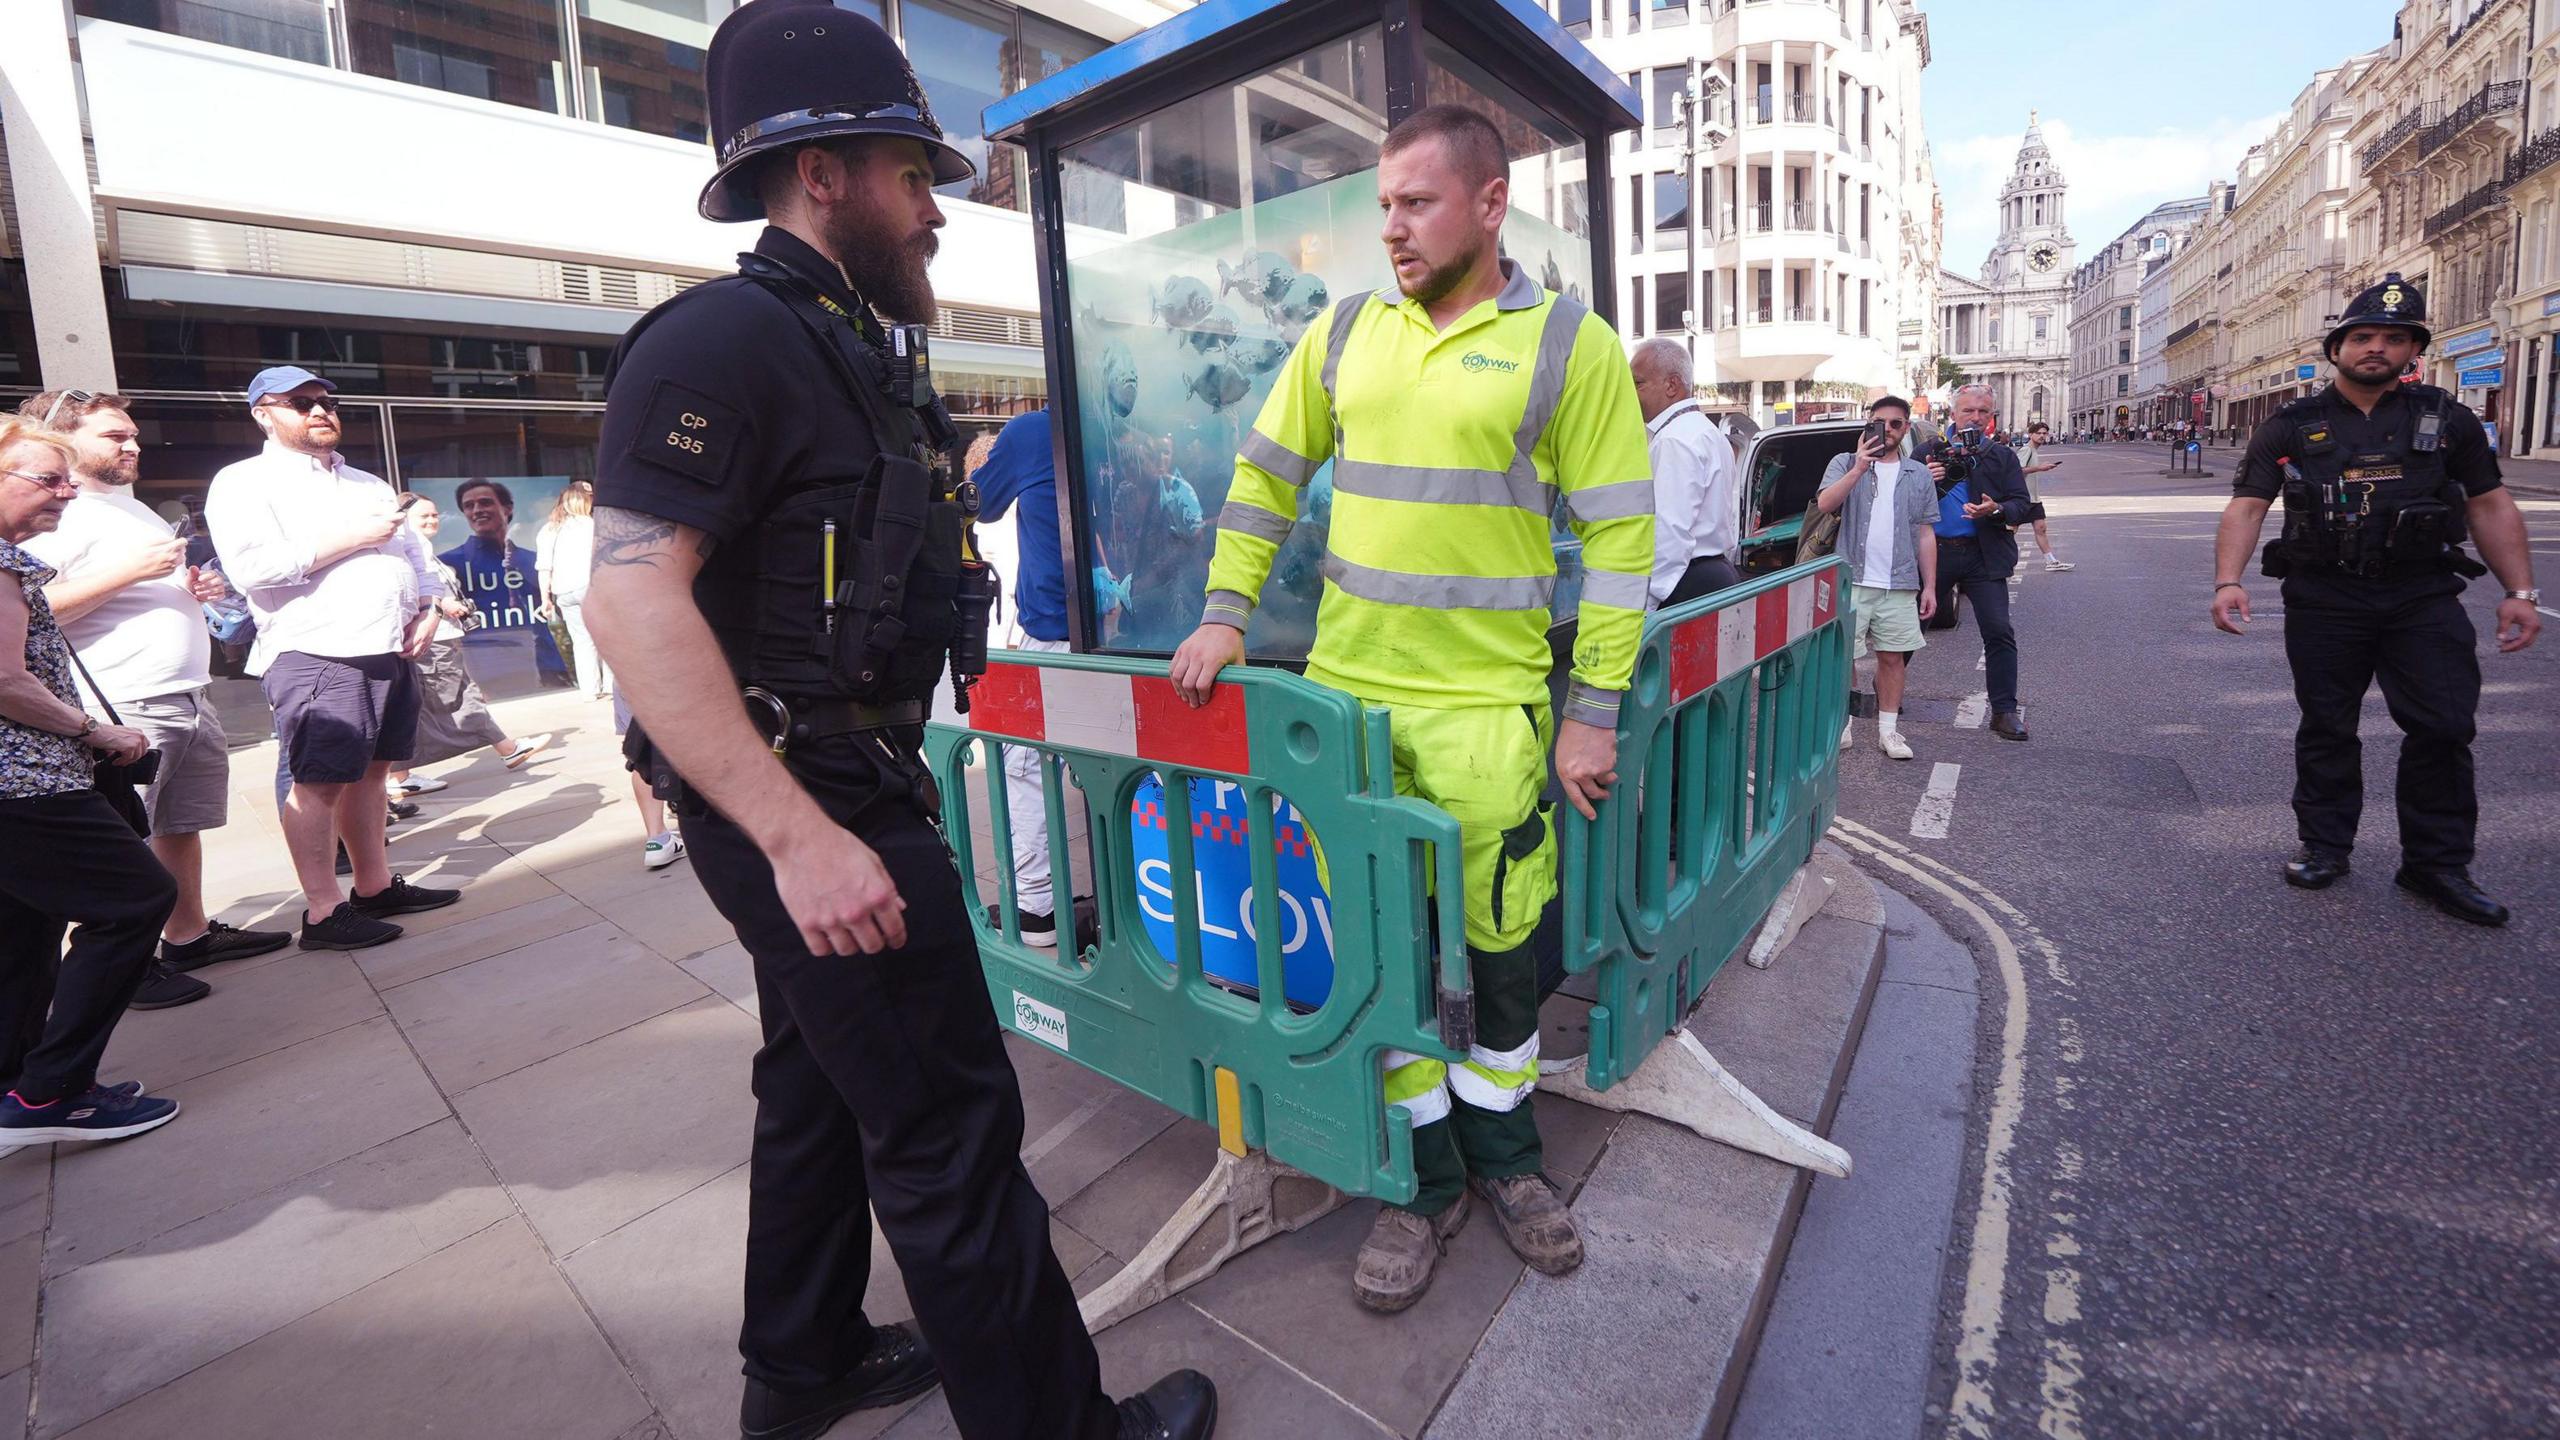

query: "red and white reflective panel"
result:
(967, 657), (1254, 774)
(1665, 569), (1839, 705)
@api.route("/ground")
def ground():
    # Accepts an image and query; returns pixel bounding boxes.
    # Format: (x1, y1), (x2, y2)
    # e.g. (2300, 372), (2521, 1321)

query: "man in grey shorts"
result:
(19, 391), (291, 1007)
(1813, 395), (1938, 760)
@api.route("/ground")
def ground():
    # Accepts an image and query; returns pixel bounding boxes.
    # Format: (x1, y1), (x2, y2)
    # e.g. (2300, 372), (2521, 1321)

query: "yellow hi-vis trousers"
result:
(1374, 702), (1556, 1208)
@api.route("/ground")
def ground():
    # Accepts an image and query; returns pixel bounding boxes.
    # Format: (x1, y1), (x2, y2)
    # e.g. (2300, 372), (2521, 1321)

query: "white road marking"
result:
(1831, 817), (2083, 1438)
(1975, 651), (1987, 671)
(1910, 762), (1962, 839)
(2538, 606), (2560, 621)
(1018, 1090), (1118, 1169)
(1954, 690), (1990, 728)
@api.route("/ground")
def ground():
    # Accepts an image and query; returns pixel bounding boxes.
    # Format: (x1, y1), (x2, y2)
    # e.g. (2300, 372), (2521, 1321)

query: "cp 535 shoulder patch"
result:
(629, 378), (745, 488)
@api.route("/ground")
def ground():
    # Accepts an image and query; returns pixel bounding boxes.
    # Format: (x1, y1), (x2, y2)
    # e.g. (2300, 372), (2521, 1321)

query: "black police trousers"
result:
(2281, 569), (2481, 871)
(684, 740), (1115, 1440)
(1933, 538), (2020, 715)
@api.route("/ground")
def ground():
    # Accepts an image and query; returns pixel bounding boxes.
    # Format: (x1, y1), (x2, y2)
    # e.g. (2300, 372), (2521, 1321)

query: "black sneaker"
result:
(161, 920), (292, 972)
(0, 1084), (179, 1145)
(386, 799), (421, 822)
(127, 962), (211, 1011)
(739, 1323), (940, 1440)
(300, 902), (404, 951)
(348, 876), (462, 918)
(1017, 907), (1058, 948)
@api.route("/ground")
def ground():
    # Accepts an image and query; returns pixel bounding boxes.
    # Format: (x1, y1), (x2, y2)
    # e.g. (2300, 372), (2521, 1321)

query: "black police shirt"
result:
(2236, 383), (2503, 501)
(595, 227), (883, 555)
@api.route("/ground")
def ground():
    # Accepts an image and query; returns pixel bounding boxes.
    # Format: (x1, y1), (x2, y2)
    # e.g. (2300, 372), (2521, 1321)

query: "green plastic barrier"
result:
(1559, 557), (1852, 1090)
(923, 651), (1471, 1204)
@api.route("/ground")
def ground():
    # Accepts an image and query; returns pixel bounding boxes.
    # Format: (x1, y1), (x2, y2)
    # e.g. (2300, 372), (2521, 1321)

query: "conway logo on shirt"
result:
(1460, 351), (1521, 374)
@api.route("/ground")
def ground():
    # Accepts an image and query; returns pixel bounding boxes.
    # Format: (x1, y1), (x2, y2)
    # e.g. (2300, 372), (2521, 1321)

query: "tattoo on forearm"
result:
(593, 507), (681, 569)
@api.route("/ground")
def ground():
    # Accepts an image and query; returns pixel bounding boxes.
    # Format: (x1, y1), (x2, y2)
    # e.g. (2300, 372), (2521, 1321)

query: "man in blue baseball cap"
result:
(205, 365), (464, 952)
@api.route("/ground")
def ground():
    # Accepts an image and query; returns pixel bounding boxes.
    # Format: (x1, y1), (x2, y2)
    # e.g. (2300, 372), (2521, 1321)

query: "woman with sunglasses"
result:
(0, 416), (183, 1146)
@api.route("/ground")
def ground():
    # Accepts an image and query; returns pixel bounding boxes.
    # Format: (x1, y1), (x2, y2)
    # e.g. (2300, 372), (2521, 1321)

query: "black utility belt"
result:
(741, 688), (925, 757)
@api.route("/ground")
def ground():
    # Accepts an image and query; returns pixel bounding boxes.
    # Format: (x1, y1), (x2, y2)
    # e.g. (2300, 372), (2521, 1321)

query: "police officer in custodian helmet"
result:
(2210, 274), (2541, 925)
(583, 5), (1216, 1438)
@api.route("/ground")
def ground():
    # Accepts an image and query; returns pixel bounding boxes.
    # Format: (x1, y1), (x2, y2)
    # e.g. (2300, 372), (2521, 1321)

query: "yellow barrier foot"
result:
(1538, 1030), (1852, 1179)
(1076, 1148), (1348, 1333)
(1745, 859), (1837, 970)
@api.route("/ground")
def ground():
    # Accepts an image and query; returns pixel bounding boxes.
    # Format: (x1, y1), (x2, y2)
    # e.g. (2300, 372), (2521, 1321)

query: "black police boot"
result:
(739, 1323), (939, 1440)
(2393, 866), (2510, 927)
(2283, 849), (2351, 890)
(1116, 1369), (1217, 1440)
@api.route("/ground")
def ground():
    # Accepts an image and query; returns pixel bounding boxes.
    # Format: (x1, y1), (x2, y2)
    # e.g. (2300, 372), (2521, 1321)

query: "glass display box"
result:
(985, 0), (1641, 661)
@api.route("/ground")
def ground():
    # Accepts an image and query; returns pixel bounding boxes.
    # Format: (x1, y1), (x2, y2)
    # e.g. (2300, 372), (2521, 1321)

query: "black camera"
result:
(887, 323), (935, 412)
(1921, 426), (1981, 494)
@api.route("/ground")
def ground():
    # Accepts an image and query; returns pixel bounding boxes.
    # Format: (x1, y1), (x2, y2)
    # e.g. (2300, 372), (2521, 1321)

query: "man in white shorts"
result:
(1813, 396), (1937, 759)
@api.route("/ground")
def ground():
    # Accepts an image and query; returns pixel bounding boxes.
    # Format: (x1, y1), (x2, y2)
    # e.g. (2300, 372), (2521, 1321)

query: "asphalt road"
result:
(1822, 442), (2560, 1439)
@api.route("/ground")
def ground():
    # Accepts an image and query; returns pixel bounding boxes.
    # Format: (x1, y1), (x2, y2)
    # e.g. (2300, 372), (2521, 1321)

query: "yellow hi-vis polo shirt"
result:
(1203, 258), (1654, 730)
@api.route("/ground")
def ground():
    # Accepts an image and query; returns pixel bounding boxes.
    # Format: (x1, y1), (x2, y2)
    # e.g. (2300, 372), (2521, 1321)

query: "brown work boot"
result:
(1351, 1189), (1471, 1313)
(1472, 1173), (1584, 1275)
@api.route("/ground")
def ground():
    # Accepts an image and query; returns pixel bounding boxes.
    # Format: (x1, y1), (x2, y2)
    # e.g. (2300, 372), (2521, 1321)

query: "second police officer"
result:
(2211, 273), (2541, 925)
(583, 5), (1216, 1439)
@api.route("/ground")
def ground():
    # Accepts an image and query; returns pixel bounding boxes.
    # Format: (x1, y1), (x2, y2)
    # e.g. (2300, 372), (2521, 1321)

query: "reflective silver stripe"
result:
(1562, 681), (1622, 730)
(1321, 552), (1556, 610)
(1563, 478), (1654, 523)
(1239, 429), (1319, 487)
(1579, 567), (1651, 610)
(1332, 459), (1556, 516)
(1215, 499), (1294, 545)
(1513, 295), (1587, 461)
(1203, 588), (1255, 622)
(1318, 294), (1370, 399)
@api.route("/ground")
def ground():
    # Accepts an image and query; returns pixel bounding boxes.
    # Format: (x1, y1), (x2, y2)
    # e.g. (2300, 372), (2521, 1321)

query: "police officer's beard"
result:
(827, 202), (940, 324)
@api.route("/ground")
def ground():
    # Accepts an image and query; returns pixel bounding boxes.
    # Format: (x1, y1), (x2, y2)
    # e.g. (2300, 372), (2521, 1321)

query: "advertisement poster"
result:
(406, 475), (575, 692)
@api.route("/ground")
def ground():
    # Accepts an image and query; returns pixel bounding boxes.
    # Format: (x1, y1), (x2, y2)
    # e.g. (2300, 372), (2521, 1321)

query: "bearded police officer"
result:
(2211, 274), (2541, 925)
(584, 6), (1215, 1439)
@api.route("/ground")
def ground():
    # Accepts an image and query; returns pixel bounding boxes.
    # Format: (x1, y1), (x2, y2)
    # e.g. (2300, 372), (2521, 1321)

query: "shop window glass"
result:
(577, 0), (719, 143)
(108, 292), (613, 401)
(392, 404), (602, 694)
(1055, 27), (1385, 658)
(904, 0), (1018, 209)
(345, 0), (565, 115)
(75, 0), (332, 66)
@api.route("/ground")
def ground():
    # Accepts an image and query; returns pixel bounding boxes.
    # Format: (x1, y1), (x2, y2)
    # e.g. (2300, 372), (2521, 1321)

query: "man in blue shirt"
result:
(1922, 386), (2038, 740)
(439, 479), (569, 688)
(972, 411), (1073, 945)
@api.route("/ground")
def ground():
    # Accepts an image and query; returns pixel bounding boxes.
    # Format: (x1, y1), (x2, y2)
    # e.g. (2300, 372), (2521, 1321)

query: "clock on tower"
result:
(2029, 242), (2060, 272)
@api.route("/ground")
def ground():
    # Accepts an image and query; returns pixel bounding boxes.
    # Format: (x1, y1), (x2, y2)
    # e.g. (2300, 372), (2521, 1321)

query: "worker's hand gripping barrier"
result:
(923, 651), (1472, 1207)
(1545, 558), (1855, 1177)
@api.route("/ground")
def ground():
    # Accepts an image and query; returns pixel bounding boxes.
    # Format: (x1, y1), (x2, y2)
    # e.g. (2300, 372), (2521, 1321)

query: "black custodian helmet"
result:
(698, 0), (977, 223)
(2324, 272), (2431, 357)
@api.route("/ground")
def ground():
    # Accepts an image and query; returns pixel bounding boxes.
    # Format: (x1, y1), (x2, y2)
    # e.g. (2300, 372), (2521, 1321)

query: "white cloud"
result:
(1934, 114), (2284, 278)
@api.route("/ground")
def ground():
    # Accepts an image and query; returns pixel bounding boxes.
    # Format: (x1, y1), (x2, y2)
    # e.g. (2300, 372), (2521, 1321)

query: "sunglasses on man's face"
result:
(263, 394), (341, 416)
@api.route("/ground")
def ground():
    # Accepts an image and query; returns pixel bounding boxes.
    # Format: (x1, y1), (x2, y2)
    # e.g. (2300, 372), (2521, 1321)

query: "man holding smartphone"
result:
(2017, 422), (2070, 571)
(1815, 396), (1936, 759)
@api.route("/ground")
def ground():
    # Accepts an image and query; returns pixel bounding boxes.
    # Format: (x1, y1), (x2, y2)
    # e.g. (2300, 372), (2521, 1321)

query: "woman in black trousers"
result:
(0, 418), (180, 1145)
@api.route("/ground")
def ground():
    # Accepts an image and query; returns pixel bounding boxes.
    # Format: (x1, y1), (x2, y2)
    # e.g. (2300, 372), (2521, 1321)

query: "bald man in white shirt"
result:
(1630, 339), (1740, 606)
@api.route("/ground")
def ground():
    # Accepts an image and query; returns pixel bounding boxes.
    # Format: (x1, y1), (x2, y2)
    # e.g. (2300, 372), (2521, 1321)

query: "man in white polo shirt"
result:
(18, 391), (293, 1008)
(205, 366), (463, 951)
(1813, 395), (1937, 759)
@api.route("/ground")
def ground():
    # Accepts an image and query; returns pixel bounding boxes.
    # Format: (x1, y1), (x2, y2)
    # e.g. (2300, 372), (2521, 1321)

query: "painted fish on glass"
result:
(1183, 357), (1253, 413)
(1184, 304), (1241, 353)
(1150, 276), (1217, 330)
(1231, 335), (1292, 376)
(1219, 250), (1298, 310)
(1269, 273), (1331, 339)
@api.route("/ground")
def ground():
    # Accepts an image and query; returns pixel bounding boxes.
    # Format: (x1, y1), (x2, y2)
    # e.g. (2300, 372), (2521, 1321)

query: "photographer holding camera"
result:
(1919, 384), (2038, 741)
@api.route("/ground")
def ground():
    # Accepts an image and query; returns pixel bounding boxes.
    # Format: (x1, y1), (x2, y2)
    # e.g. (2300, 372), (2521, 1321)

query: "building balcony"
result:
(2360, 104), (2432, 172)
(2446, 0), (2517, 48)
(2424, 174), (2511, 239)
(2508, 123), (2560, 185)
(2416, 80), (2521, 160)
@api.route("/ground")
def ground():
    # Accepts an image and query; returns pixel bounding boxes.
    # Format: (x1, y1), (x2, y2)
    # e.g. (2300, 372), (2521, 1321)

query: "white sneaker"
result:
(643, 832), (687, 870)
(502, 733), (556, 770)
(388, 776), (449, 797)
(2045, 558), (2075, 572)
(1878, 728), (1914, 761)
(1840, 721), (1855, 751)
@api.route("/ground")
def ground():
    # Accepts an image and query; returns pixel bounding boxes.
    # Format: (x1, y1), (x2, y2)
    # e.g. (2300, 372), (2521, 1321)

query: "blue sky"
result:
(1922, 0), (2403, 275)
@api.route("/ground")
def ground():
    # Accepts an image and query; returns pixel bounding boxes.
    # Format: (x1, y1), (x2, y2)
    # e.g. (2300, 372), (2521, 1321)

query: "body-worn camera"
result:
(887, 324), (934, 412)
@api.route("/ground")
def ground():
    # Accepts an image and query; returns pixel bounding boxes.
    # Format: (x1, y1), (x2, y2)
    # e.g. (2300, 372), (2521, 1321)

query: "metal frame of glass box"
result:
(984, 0), (1641, 657)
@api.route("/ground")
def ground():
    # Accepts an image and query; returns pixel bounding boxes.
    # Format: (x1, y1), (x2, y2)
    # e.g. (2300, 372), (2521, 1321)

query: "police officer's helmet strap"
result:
(720, 102), (936, 165)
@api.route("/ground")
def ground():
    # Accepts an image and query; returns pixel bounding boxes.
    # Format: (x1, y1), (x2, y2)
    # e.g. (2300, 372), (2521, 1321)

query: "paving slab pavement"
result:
(8, 686), (1906, 1440)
